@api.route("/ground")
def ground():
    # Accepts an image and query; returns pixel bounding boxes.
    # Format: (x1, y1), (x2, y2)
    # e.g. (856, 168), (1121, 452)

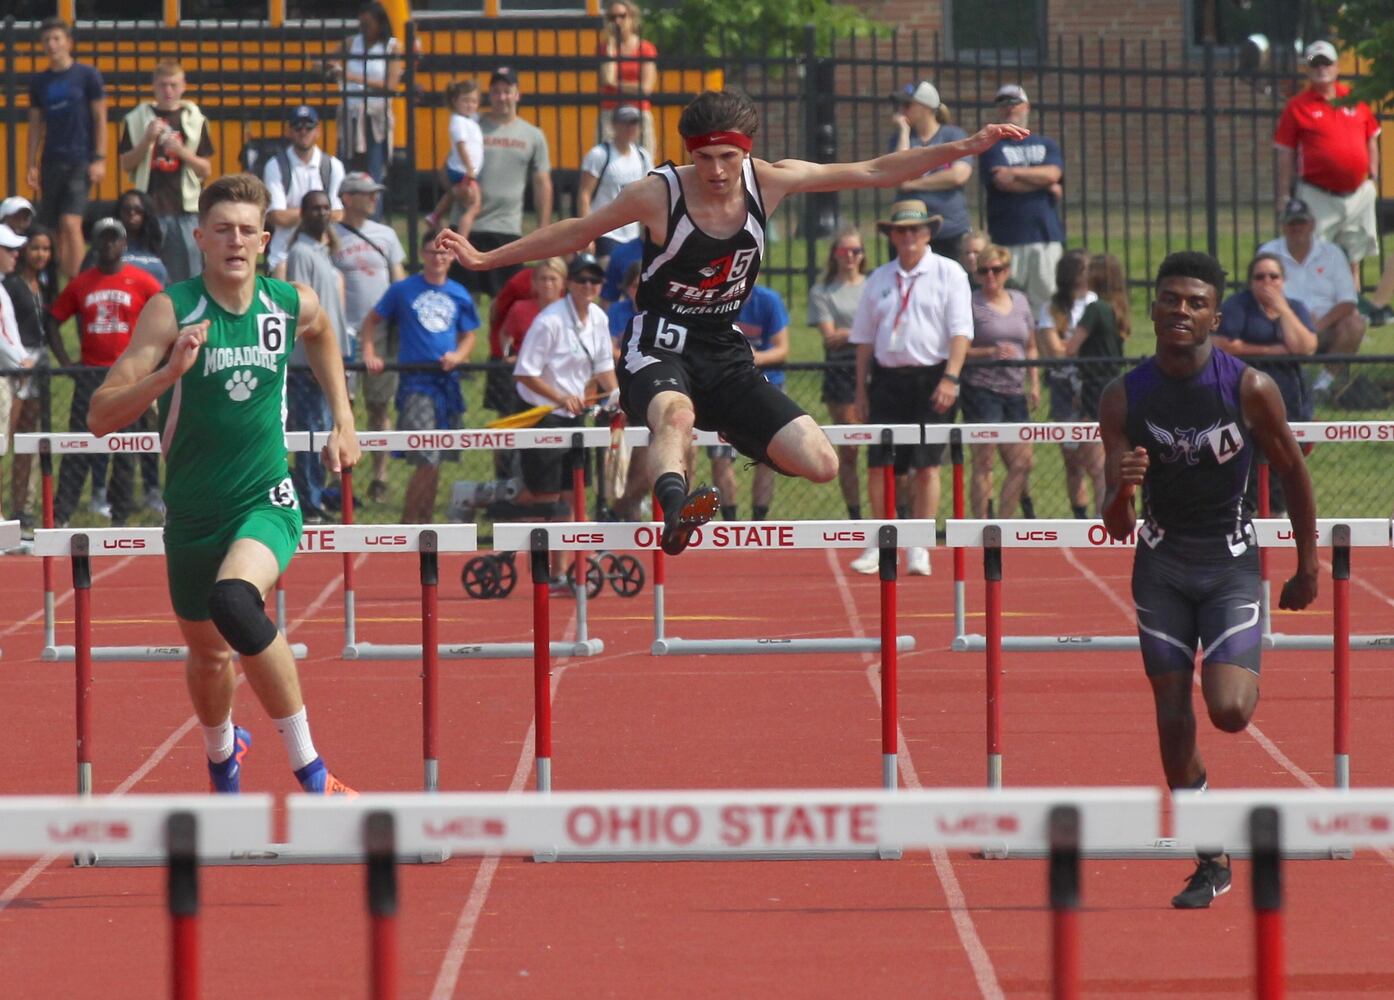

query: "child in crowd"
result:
(425, 80), (483, 233)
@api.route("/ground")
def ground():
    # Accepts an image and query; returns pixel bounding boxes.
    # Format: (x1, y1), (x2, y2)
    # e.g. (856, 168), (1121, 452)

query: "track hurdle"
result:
(948, 518), (1388, 796)
(0, 794), (270, 999)
(34, 525), (475, 798)
(14, 433), (301, 661)
(493, 520), (931, 793)
(1175, 789), (1394, 1000)
(0, 519), (17, 659)
(291, 428), (649, 661)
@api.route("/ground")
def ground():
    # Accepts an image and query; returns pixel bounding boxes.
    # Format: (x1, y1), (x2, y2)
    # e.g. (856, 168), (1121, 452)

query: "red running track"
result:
(4, 542), (1394, 998)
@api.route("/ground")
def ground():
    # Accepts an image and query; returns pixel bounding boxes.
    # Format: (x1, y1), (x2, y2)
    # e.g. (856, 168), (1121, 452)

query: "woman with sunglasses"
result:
(962, 245), (1037, 517)
(1215, 253), (1317, 513)
(598, 0), (658, 155)
(808, 225), (868, 519)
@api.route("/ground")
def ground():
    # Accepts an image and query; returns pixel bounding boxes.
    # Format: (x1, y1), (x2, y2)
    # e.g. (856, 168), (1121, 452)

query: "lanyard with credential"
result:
(888, 271), (920, 352)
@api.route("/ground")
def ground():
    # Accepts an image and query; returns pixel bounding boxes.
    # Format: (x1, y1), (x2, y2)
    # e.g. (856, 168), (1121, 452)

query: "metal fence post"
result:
(1202, 36), (1220, 260)
(404, 18), (420, 270)
(4, 16), (16, 197)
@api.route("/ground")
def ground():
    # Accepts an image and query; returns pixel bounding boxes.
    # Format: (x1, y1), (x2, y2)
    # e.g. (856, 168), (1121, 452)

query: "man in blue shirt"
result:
(978, 84), (1064, 315)
(26, 18), (106, 280)
(708, 284), (789, 520)
(599, 236), (643, 308)
(361, 228), (479, 522)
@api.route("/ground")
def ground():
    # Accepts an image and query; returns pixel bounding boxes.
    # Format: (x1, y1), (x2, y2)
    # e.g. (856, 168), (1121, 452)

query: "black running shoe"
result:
(660, 485), (720, 556)
(1171, 857), (1232, 909)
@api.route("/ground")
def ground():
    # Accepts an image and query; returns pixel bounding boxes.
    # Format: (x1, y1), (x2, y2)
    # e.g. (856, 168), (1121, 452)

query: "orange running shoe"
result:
(660, 485), (720, 555)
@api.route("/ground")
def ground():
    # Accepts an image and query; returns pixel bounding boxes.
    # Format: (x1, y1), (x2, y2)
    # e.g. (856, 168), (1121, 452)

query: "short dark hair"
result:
(446, 79), (479, 105)
(38, 17), (71, 39)
(198, 173), (270, 222)
(1155, 251), (1226, 302)
(678, 90), (759, 141)
(421, 226), (443, 247)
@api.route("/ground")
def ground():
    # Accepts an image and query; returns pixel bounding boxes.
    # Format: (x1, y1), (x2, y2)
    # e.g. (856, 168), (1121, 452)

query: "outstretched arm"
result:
(757, 123), (1027, 203)
(1242, 367), (1317, 609)
(438, 175), (667, 272)
(88, 294), (197, 436)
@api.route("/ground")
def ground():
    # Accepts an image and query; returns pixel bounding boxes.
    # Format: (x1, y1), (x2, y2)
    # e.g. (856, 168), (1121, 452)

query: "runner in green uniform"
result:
(89, 174), (361, 795)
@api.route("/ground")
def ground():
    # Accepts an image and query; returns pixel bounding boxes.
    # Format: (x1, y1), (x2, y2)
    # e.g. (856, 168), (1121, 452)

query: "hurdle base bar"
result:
(343, 639), (604, 660)
(979, 838), (1352, 860)
(43, 643), (310, 662)
(952, 633), (1394, 653)
(652, 635), (916, 656)
(1335, 753), (1350, 789)
(532, 846), (904, 863)
(76, 845), (452, 867)
(1264, 633), (1394, 651)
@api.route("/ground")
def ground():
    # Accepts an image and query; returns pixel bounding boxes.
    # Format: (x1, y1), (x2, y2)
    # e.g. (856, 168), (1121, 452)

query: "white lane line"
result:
(1, 556), (137, 638)
(827, 551), (1005, 1000)
(0, 557), (358, 914)
(429, 608), (591, 1000)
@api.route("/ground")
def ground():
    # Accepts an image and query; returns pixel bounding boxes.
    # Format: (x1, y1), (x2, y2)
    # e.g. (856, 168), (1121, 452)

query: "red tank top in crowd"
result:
(635, 159), (766, 332)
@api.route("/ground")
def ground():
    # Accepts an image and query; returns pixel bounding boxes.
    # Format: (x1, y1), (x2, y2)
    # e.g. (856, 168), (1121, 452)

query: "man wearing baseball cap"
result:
(1259, 197), (1365, 362)
(457, 66), (553, 303)
(0, 224), (33, 499)
(578, 104), (653, 261)
(978, 83), (1065, 315)
(49, 215), (162, 527)
(263, 104), (346, 275)
(888, 80), (973, 261)
(1275, 40), (1381, 286)
(845, 199), (969, 578)
(0, 197), (35, 235)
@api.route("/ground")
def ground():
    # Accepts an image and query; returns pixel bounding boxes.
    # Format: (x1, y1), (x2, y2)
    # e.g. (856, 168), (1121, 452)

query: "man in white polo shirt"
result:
(848, 199), (973, 576)
(264, 105), (345, 275)
(1258, 197), (1364, 366)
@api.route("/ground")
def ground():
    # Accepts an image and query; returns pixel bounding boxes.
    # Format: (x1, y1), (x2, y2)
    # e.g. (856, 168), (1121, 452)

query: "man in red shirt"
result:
(1274, 40), (1381, 284)
(50, 216), (162, 525)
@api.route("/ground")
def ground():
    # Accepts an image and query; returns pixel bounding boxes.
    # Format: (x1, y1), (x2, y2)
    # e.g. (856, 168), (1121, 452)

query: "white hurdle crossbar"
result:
(493, 520), (931, 793)
(947, 518), (1388, 794)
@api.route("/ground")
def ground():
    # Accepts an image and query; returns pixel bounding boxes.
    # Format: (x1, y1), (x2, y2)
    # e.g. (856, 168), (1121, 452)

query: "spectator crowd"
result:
(2, 15), (1389, 569)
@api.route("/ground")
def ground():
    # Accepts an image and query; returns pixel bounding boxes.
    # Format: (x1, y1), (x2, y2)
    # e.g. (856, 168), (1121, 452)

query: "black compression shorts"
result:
(617, 311), (807, 468)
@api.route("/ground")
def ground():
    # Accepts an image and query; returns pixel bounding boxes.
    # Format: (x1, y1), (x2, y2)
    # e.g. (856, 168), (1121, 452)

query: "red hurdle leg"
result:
(984, 526), (1004, 788)
(1332, 525), (1351, 788)
(1256, 456), (1272, 638)
(365, 811), (398, 1000)
(1250, 806), (1285, 1000)
(951, 429), (966, 639)
(530, 529), (553, 791)
(342, 467), (357, 649)
(166, 812), (199, 1000)
(41, 444), (56, 650)
(73, 534), (93, 795)
(1049, 806), (1081, 1000)
(878, 524), (898, 790)
(419, 531), (440, 791)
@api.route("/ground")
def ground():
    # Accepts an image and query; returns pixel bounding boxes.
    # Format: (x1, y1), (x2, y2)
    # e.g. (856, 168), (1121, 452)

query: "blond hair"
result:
(152, 59), (184, 80)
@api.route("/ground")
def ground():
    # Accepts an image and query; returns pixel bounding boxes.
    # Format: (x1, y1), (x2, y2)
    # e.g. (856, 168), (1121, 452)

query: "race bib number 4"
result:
(269, 477), (299, 510)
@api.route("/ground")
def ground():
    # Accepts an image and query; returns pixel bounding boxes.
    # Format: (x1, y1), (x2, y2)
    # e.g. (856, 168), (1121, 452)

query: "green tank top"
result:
(159, 275), (300, 529)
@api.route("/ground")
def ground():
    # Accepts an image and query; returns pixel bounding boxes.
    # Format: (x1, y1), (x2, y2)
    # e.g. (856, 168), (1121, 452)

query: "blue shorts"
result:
(959, 383), (1030, 424)
(1131, 531), (1262, 677)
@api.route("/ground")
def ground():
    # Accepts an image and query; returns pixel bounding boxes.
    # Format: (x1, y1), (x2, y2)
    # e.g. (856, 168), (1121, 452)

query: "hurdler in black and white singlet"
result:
(618, 158), (806, 462)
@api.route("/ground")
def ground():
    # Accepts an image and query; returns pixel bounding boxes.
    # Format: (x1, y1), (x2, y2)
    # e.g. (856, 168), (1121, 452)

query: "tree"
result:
(1321, 0), (1394, 107)
(642, 0), (882, 57)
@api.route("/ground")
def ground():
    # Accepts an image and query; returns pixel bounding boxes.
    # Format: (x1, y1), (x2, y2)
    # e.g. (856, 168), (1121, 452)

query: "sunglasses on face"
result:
(292, 122), (316, 132)
(837, 247), (865, 256)
(606, 11), (628, 20)
(1308, 58), (1334, 67)
(1252, 272), (1282, 282)
(571, 276), (603, 285)
(977, 264), (1008, 276)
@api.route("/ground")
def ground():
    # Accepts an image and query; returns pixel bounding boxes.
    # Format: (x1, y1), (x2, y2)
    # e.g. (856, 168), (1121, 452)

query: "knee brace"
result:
(207, 579), (278, 657)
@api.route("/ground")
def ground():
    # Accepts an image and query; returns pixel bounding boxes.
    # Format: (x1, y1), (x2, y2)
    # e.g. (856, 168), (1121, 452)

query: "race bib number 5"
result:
(269, 477), (299, 510)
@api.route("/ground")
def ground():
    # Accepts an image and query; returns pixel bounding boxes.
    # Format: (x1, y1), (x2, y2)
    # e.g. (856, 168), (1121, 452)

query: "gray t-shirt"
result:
(330, 219), (405, 336)
(807, 277), (866, 362)
(887, 124), (972, 239)
(474, 115), (552, 236)
(966, 288), (1034, 395)
(286, 234), (350, 361)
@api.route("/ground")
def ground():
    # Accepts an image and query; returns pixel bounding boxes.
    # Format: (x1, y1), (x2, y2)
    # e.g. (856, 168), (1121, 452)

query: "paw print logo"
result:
(225, 370), (258, 402)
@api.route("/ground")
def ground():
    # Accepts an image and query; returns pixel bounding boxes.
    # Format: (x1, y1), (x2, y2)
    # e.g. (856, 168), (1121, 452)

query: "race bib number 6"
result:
(258, 313), (288, 355)
(269, 477), (299, 510)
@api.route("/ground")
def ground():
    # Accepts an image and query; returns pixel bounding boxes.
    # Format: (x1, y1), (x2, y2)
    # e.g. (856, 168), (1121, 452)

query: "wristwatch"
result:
(942, 372), (961, 385)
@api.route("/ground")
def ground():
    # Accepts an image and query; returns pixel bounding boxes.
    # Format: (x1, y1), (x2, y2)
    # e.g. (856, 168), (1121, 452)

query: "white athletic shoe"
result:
(849, 544), (880, 575)
(89, 489), (112, 520)
(907, 546), (931, 576)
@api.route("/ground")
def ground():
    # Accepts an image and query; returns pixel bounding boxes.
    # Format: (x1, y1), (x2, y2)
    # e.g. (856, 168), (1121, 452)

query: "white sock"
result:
(272, 707), (319, 771)
(202, 716), (235, 765)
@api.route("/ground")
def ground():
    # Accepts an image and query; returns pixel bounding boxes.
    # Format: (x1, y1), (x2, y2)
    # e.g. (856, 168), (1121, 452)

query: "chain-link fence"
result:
(7, 355), (1394, 536)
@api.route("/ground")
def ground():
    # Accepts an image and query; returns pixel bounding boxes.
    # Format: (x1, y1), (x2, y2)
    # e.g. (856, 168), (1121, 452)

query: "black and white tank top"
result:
(634, 159), (766, 331)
